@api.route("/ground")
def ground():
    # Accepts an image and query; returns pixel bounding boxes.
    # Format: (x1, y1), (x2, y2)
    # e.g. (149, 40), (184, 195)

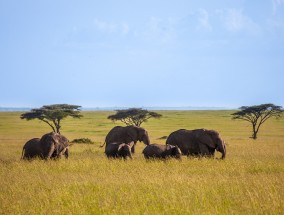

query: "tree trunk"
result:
(252, 131), (257, 139)
(56, 125), (61, 134)
(54, 119), (61, 134)
(252, 124), (257, 139)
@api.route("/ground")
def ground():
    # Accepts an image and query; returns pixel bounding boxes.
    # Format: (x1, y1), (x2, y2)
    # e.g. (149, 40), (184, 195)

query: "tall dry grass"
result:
(0, 111), (283, 214)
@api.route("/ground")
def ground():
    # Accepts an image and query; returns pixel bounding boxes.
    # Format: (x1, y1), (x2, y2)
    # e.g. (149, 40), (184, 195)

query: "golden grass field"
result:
(0, 110), (283, 214)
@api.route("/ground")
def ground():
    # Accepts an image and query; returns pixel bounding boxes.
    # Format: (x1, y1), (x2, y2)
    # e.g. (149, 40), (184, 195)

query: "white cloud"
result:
(272, 0), (284, 14)
(94, 19), (116, 33)
(226, 9), (245, 31)
(197, 8), (212, 31)
(218, 9), (261, 35)
(142, 16), (177, 44)
(93, 18), (130, 35)
(266, 18), (284, 33)
(122, 23), (129, 35)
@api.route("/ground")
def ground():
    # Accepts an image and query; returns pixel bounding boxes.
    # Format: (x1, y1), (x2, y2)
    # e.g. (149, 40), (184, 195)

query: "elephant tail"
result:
(100, 142), (106, 148)
(21, 147), (25, 160)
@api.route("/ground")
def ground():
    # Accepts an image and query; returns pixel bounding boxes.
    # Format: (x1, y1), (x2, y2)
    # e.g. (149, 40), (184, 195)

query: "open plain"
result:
(0, 110), (283, 214)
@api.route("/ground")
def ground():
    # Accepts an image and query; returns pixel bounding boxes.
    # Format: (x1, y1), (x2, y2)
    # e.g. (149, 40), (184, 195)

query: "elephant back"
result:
(23, 138), (40, 149)
(105, 126), (125, 144)
(166, 129), (197, 155)
(22, 138), (41, 159)
(143, 144), (166, 158)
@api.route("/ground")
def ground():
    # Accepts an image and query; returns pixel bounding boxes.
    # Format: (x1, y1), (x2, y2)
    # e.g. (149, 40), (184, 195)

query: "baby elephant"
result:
(105, 142), (134, 160)
(142, 144), (182, 160)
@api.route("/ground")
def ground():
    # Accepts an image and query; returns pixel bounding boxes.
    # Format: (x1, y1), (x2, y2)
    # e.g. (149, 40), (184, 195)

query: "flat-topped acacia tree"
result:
(108, 108), (162, 127)
(232, 103), (283, 139)
(20, 104), (83, 134)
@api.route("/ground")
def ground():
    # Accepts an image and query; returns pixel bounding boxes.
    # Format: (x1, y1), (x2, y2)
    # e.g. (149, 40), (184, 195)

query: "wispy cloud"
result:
(272, 0), (284, 14)
(217, 9), (261, 35)
(121, 23), (130, 35)
(141, 16), (178, 44)
(93, 19), (129, 35)
(197, 8), (212, 32)
(266, 18), (284, 34)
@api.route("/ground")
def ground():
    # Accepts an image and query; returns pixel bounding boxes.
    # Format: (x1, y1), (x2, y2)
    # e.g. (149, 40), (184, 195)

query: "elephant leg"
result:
(56, 147), (68, 159)
(64, 148), (69, 159)
(46, 144), (55, 160)
(208, 147), (215, 156)
(199, 144), (213, 158)
(131, 144), (135, 153)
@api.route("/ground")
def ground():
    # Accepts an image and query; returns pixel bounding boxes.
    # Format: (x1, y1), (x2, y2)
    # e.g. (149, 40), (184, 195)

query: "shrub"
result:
(71, 138), (94, 144)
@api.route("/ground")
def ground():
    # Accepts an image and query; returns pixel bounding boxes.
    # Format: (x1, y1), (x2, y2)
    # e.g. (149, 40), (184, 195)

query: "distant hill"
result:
(0, 106), (231, 112)
(82, 106), (230, 111)
(0, 107), (32, 112)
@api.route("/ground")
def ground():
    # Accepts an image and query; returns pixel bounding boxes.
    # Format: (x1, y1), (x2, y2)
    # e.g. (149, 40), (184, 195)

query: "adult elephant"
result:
(21, 132), (70, 160)
(101, 125), (150, 153)
(166, 129), (226, 159)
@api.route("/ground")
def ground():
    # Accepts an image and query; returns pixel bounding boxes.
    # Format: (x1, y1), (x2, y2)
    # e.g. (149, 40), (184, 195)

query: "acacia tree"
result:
(232, 103), (283, 139)
(107, 108), (162, 126)
(20, 104), (83, 134)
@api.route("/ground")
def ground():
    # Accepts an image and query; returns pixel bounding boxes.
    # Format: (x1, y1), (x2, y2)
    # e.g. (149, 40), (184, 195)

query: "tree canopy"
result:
(232, 103), (283, 139)
(107, 108), (162, 126)
(20, 104), (83, 133)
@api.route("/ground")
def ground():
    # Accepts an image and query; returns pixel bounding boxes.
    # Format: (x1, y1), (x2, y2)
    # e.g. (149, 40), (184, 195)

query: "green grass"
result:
(0, 111), (283, 214)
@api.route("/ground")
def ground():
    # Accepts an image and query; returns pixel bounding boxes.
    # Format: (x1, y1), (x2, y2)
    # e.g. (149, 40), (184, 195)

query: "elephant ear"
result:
(57, 134), (69, 148)
(40, 132), (57, 145)
(166, 144), (174, 150)
(128, 141), (135, 148)
(118, 143), (132, 152)
(137, 127), (147, 141)
(172, 146), (181, 156)
(118, 143), (125, 151)
(207, 130), (222, 148)
(126, 126), (138, 141)
(196, 129), (216, 148)
(194, 129), (205, 139)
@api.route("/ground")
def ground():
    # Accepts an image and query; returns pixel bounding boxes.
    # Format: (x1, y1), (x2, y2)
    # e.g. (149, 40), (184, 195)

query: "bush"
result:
(71, 138), (94, 144)
(157, 136), (168, 140)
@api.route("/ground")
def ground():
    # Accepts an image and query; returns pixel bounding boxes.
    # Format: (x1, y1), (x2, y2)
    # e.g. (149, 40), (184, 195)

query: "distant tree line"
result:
(20, 103), (283, 140)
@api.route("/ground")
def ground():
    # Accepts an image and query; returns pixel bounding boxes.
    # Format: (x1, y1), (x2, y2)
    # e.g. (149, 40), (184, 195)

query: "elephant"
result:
(166, 129), (226, 159)
(51, 144), (69, 159)
(142, 144), (182, 160)
(21, 132), (70, 160)
(105, 142), (134, 160)
(101, 125), (150, 153)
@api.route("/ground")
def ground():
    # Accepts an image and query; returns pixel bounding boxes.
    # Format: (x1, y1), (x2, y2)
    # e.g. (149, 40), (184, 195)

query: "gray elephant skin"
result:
(102, 125), (150, 153)
(166, 129), (226, 159)
(21, 132), (70, 160)
(105, 142), (134, 159)
(142, 144), (182, 159)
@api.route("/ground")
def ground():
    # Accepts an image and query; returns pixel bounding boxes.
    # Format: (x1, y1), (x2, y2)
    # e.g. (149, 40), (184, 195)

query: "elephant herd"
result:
(22, 132), (70, 160)
(21, 125), (226, 160)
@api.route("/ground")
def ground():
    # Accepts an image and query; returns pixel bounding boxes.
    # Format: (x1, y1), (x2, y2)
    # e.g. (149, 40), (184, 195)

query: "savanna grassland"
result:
(0, 110), (283, 214)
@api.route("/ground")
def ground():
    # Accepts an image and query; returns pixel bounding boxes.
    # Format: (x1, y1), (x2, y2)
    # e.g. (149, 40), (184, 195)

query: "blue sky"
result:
(1, 0), (284, 108)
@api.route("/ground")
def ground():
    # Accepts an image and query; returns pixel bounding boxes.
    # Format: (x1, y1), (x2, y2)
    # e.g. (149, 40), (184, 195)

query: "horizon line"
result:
(0, 106), (237, 111)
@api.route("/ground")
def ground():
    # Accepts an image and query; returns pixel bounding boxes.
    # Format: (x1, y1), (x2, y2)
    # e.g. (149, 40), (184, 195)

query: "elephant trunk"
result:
(142, 135), (150, 145)
(218, 141), (226, 159)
